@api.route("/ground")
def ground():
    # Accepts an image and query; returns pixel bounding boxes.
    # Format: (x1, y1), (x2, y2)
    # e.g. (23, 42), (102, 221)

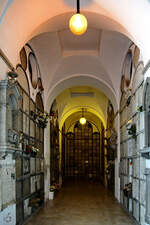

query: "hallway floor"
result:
(26, 179), (136, 225)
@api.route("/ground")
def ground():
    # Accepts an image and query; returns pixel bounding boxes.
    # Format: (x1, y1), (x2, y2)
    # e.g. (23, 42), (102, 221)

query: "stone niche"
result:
(0, 78), (21, 225)
(0, 78), (21, 149)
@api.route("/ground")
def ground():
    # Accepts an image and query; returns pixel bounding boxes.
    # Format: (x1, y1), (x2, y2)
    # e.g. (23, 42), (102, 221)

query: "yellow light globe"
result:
(69, 13), (88, 35)
(79, 117), (86, 125)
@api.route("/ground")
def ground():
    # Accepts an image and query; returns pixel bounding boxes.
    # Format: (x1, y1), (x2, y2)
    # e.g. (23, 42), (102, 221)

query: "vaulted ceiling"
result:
(0, 0), (149, 115)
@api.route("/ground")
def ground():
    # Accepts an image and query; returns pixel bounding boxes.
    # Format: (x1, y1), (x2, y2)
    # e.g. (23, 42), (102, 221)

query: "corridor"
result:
(26, 180), (136, 225)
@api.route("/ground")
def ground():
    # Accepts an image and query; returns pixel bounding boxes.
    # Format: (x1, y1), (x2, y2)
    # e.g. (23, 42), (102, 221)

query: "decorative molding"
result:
(8, 130), (19, 145)
(0, 49), (14, 71)
(145, 168), (150, 176)
(143, 59), (150, 75)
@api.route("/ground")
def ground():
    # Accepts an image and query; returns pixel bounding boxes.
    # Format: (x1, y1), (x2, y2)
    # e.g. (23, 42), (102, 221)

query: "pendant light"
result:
(79, 108), (86, 125)
(69, 0), (88, 35)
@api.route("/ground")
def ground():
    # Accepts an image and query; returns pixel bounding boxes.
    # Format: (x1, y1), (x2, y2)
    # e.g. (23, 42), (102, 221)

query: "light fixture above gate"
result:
(79, 108), (86, 125)
(69, 0), (88, 35)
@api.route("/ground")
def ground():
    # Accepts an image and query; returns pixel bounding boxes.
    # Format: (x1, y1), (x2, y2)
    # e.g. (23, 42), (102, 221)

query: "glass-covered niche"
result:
(14, 71), (44, 225)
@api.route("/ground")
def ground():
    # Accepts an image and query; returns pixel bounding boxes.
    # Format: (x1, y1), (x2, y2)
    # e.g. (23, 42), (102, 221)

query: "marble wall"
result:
(119, 61), (150, 225)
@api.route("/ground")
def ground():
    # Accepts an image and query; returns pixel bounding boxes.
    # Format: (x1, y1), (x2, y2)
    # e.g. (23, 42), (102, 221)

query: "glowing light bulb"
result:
(79, 117), (86, 125)
(69, 13), (88, 35)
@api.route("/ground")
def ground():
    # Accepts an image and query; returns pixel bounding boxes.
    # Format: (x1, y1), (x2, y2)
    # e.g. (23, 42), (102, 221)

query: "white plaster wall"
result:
(0, 57), (10, 80)
(100, 31), (131, 98)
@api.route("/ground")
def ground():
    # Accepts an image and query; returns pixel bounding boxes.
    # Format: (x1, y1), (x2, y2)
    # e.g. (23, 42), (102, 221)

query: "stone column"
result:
(145, 168), (150, 224)
(0, 80), (8, 146)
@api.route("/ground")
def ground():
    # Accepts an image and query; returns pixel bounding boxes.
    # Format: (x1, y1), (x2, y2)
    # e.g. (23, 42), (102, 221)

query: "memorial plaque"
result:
(133, 178), (139, 200)
(140, 157), (146, 180)
(139, 112), (145, 131)
(133, 158), (140, 178)
(140, 180), (146, 206)
(136, 135), (140, 152)
(24, 198), (29, 219)
(133, 200), (139, 222)
(30, 120), (35, 138)
(30, 176), (36, 193)
(139, 132), (145, 150)
(128, 139), (133, 157)
(145, 168), (150, 224)
(23, 114), (29, 134)
(129, 198), (132, 212)
(23, 178), (30, 197)
(23, 158), (30, 174)
(140, 205), (146, 225)
(40, 159), (44, 172)
(30, 158), (35, 174)
(36, 175), (40, 190)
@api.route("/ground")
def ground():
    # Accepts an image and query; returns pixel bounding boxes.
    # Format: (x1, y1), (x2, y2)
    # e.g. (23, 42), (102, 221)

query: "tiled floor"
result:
(26, 179), (136, 225)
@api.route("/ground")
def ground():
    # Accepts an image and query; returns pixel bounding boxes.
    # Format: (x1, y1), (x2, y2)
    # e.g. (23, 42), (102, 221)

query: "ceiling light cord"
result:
(82, 108), (84, 117)
(77, 0), (80, 13)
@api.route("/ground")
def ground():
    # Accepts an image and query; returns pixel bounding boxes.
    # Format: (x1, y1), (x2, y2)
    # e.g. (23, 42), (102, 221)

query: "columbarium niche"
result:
(0, 72), (45, 225)
(145, 169), (150, 224)
(142, 77), (150, 224)
(0, 78), (21, 225)
(8, 94), (18, 131)
(120, 56), (147, 225)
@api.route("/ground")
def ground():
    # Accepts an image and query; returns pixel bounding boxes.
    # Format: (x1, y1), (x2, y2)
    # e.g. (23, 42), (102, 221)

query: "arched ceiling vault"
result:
(54, 86), (108, 130)
(45, 75), (117, 113)
(59, 107), (106, 130)
(0, 0), (150, 64)
(64, 111), (103, 133)
(29, 30), (130, 106)
(0, 0), (149, 113)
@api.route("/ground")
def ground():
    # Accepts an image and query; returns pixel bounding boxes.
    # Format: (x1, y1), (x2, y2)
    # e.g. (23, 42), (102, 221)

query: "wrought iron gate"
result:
(65, 121), (100, 179)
